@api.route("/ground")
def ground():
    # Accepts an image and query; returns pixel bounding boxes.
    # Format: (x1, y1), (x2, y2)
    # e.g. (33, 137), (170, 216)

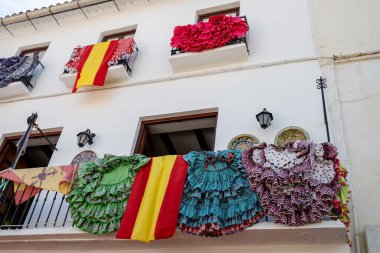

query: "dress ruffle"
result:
(67, 154), (149, 234)
(242, 142), (342, 226)
(178, 150), (263, 237)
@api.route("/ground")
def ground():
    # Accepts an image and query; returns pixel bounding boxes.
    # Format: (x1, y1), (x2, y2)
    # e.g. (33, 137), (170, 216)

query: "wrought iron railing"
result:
(17, 60), (45, 90)
(0, 176), (338, 231)
(170, 16), (249, 56)
(0, 179), (72, 230)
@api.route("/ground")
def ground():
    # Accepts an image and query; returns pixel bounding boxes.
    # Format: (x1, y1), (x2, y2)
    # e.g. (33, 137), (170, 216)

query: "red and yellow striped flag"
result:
(72, 40), (117, 93)
(116, 155), (188, 242)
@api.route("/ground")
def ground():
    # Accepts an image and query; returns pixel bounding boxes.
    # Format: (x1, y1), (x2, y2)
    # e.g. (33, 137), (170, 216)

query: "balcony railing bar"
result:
(63, 199), (70, 227)
(8, 184), (29, 226)
(0, 182), (22, 227)
(35, 190), (50, 228)
(18, 187), (39, 229)
(170, 16), (249, 56)
(45, 192), (58, 227)
(54, 194), (67, 227)
(26, 186), (43, 228)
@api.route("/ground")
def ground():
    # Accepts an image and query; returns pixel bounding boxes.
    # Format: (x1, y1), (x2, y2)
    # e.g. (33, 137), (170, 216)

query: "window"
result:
(134, 111), (218, 157)
(101, 30), (136, 42)
(19, 46), (49, 59)
(0, 130), (61, 229)
(198, 7), (240, 22)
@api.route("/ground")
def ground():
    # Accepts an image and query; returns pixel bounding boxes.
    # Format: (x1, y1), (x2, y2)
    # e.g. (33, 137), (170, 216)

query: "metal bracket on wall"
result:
(25, 11), (38, 31)
(0, 19), (14, 36)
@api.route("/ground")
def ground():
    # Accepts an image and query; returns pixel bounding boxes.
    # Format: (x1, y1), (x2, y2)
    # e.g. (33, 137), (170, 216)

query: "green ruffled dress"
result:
(67, 154), (149, 234)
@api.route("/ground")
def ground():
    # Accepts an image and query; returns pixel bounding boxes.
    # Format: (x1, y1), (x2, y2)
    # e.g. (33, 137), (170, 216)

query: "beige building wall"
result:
(311, 0), (380, 252)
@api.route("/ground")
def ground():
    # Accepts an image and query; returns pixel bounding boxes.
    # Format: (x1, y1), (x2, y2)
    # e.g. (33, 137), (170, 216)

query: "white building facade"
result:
(0, 0), (378, 252)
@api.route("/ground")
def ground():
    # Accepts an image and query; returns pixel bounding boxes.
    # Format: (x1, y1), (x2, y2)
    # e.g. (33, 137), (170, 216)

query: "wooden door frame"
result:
(0, 129), (62, 170)
(133, 111), (218, 155)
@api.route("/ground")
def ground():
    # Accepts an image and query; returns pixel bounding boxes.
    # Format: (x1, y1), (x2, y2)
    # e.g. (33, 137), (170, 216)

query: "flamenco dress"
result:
(178, 150), (263, 237)
(67, 154), (149, 234)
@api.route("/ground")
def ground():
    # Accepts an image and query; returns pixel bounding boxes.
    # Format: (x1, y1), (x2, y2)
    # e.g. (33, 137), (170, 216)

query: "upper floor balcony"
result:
(0, 55), (44, 99)
(59, 38), (138, 91)
(0, 134), (350, 251)
(169, 16), (249, 73)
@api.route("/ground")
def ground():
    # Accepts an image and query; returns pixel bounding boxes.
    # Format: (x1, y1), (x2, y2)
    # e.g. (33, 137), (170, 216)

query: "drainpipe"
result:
(329, 59), (361, 253)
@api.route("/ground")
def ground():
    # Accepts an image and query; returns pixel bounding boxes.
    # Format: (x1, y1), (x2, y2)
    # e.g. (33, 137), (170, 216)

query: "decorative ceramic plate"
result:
(228, 134), (260, 151)
(274, 126), (310, 147)
(71, 150), (98, 166)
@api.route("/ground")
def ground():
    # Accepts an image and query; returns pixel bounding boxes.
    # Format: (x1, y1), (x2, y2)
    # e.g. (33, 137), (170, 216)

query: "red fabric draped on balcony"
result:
(64, 38), (136, 74)
(170, 15), (248, 53)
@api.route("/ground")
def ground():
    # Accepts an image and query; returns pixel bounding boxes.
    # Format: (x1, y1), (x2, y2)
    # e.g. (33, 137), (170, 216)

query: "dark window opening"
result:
(102, 30), (136, 42)
(198, 7), (240, 22)
(134, 112), (218, 157)
(0, 131), (61, 229)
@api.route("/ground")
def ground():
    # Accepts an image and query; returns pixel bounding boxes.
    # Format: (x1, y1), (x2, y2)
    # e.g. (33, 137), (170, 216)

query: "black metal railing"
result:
(17, 60), (45, 90)
(0, 179), (72, 230)
(171, 16), (249, 56)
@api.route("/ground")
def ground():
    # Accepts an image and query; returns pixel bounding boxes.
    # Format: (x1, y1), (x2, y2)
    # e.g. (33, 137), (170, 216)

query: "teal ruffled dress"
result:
(178, 150), (263, 237)
(67, 154), (149, 234)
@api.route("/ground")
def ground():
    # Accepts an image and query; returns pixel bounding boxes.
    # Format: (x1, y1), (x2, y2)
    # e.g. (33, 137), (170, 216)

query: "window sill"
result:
(169, 43), (249, 73)
(0, 81), (31, 99)
(59, 64), (131, 91)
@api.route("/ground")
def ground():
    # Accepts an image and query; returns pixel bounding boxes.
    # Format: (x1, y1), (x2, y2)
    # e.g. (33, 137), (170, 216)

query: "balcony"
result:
(0, 59), (44, 99)
(0, 178), (347, 245)
(169, 16), (249, 73)
(59, 39), (138, 91)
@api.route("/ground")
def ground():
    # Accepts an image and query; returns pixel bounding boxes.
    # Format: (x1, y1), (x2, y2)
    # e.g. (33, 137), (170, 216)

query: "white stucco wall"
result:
(311, 0), (380, 56)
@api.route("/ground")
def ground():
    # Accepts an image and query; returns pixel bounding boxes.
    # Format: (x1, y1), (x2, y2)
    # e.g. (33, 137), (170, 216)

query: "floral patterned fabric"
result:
(64, 38), (136, 74)
(66, 154), (149, 234)
(170, 15), (248, 53)
(242, 141), (342, 226)
(0, 55), (40, 88)
(178, 150), (263, 237)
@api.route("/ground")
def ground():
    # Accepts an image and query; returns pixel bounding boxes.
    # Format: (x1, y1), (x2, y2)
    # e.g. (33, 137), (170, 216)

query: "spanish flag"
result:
(72, 40), (117, 93)
(116, 155), (188, 242)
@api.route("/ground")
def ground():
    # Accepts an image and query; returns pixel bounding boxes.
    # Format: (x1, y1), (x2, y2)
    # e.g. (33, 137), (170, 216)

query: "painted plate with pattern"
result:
(228, 134), (260, 151)
(274, 126), (310, 147)
(71, 150), (98, 166)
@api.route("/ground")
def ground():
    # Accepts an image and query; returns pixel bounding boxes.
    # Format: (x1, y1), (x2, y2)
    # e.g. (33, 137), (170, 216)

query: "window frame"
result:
(19, 46), (49, 58)
(197, 7), (240, 22)
(134, 111), (218, 156)
(101, 29), (136, 42)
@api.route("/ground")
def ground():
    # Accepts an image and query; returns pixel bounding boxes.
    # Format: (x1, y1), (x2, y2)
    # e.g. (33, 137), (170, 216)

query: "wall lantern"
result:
(256, 108), (273, 129)
(77, 129), (96, 148)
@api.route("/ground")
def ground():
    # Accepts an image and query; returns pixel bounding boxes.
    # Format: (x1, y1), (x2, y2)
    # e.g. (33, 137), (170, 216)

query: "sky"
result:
(0, 0), (65, 17)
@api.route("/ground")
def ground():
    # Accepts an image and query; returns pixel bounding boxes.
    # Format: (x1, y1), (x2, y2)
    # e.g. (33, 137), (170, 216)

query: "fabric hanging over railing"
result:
(72, 40), (118, 92)
(117, 155), (188, 242)
(0, 165), (78, 205)
(170, 15), (248, 53)
(64, 38), (136, 74)
(0, 55), (40, 88)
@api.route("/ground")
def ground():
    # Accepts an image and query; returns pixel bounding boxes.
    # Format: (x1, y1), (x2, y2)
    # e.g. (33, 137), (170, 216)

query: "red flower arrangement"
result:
(170, 15), (248, 53)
